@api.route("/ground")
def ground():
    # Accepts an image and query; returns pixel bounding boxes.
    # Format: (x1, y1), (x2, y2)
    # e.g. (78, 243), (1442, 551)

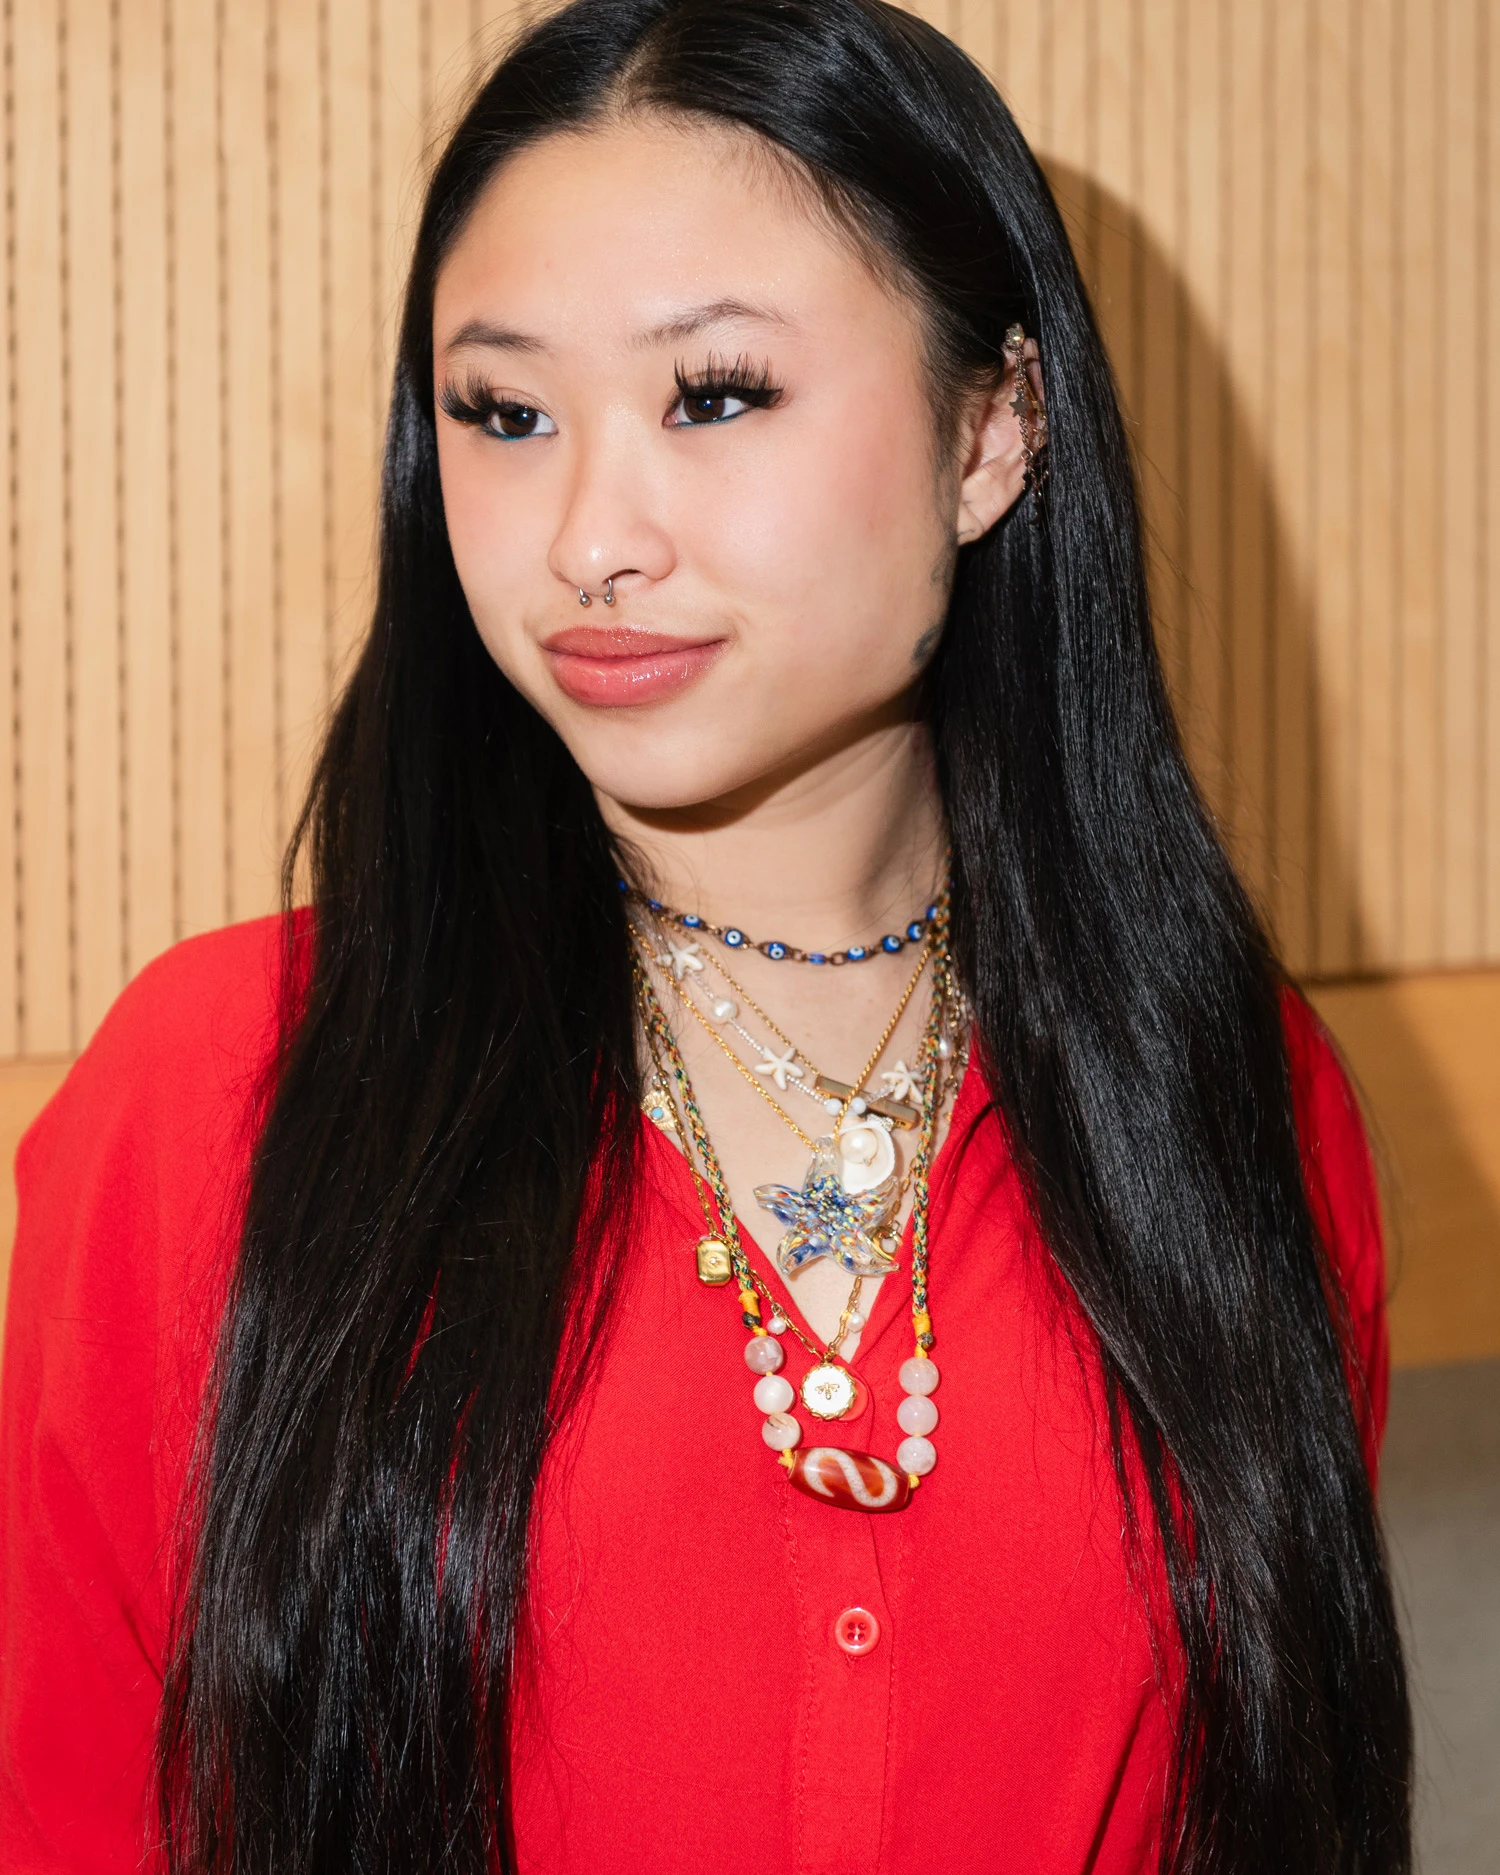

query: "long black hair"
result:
(158, 3), (1411, 1868)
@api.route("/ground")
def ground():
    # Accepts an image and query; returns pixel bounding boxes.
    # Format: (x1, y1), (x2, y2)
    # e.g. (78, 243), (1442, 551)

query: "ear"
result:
(953, 337), (1046, 545)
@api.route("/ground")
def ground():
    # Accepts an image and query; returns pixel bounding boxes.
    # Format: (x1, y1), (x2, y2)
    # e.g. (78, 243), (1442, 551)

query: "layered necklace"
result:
(631, 884), (968, 1515)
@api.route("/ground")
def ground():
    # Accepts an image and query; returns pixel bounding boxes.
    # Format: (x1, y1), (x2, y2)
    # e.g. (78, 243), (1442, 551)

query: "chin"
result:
(577, 745), (764, 814)
(556, 713), (786, 815)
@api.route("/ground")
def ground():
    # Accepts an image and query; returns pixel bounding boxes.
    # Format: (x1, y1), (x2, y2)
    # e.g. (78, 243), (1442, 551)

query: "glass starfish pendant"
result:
(754, 1138), (901, 1277)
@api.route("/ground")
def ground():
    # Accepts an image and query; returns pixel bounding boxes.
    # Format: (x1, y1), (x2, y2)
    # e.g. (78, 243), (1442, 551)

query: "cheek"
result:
(435, 436), (547, 650)
(700, 393), (945, 663)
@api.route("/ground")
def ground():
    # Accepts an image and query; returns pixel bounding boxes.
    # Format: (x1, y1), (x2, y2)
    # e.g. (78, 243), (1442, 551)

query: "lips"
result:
(541, 625), (727, 707)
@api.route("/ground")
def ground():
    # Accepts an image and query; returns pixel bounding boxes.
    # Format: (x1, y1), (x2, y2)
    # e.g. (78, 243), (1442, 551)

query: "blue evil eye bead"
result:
(765, 942), (788, 960)
(808, 952), (827, 965)
(926, 903), (938, 920)
(724, 928), (746, 948)
(682, 913), (703, 928)
(647, 899), (664, 912)
(847, 945), (868, 962)
(906, 921), (926, 942)
(616, 877), (629, 892)
(881, 934), (903, 953)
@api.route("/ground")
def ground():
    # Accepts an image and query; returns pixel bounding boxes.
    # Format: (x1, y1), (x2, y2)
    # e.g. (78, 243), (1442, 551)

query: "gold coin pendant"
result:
(801, 1362), (859, 1420)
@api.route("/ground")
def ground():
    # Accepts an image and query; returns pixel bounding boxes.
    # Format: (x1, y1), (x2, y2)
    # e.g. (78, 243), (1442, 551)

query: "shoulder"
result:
(0, 916), (299, 1855)
(1278, 983), (1389, 1467)
(8, 913), (300, 1413)
(18, 911), (294, 1193)
(1278, 985), (1381, 1267)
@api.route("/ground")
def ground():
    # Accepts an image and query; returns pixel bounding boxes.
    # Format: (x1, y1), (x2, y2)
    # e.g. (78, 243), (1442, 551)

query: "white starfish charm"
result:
(755, 1044), (804, 1091)
(878, 1059), (920, 1103)
(666, 940), (705, 980)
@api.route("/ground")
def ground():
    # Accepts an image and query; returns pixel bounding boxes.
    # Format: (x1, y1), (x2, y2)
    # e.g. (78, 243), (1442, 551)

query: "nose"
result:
(548, 422), (676, 604)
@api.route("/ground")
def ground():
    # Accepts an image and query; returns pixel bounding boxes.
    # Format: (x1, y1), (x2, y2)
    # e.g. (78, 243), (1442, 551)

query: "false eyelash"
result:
(672, 352), (785, 408)
(438, 373), (513, 426)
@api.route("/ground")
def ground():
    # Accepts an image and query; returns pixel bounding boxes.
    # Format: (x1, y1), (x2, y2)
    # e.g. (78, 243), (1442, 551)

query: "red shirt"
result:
(0, 917), (1388, 1873)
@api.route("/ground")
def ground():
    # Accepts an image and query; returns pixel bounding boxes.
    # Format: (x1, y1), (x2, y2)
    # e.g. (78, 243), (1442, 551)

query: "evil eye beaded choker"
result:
(619, 880), (939, 966)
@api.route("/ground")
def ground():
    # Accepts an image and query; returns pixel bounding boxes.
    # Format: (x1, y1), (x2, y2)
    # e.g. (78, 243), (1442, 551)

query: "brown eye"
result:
(681, 394), (730, 424)
(487, 403), (554, 440)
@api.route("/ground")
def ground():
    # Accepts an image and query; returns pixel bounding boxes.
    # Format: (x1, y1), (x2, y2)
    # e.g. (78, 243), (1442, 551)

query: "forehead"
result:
(432, 113), (919, 362)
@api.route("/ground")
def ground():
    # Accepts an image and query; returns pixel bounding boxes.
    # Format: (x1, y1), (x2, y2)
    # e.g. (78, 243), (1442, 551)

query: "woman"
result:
(0, 1), (1410, 1869)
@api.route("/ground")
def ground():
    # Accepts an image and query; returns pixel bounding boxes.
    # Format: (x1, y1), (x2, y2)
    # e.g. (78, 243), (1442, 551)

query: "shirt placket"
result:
(779, 1425), (897, 1874)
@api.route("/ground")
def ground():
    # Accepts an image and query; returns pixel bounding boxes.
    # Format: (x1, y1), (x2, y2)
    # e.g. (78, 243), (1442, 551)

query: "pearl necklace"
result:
(632, 899), (964, 1514)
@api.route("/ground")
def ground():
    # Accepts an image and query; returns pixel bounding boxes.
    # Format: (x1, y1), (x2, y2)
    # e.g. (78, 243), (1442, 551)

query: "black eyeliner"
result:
(671, 351), (784, 407)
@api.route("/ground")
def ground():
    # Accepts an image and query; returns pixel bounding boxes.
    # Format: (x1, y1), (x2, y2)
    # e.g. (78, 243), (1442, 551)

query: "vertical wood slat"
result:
(1266, 0), (1315, 969)
(170, 0), (226, 940)
(0, 0), (18, 1058)
(1484, 0), (1500, 959)
(221, 0), (277, 928)
(11, 0), (70, 1055)
(3, 0), (1499, 1059)
(65, 0), (123, 1043)
(1309, 0), (1358, 975)
(119, 0), (175, 988)
(1355, 0), (1402, 972)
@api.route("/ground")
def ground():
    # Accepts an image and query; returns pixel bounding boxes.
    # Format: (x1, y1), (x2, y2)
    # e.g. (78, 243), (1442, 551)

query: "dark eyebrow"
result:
(632, 298), (790, 349)
(440, 299), (790, 359)
(442, 318), (548, 356)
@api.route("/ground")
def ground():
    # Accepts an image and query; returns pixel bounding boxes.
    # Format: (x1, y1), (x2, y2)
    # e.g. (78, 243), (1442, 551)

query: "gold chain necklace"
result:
(635, 915), (930, 1151)
(668, 941), (923, 1125)
(633, 895), (963, 1514)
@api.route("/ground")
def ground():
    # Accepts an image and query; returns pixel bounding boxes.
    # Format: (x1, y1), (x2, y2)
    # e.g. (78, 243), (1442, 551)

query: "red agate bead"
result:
(783, 1445), (912, 1514)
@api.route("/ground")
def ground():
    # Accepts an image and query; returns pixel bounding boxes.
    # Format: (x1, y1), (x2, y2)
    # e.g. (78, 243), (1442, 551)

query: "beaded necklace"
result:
(632, 897), (964, 1514)
(636, 915), (930, 1154)
(622, 880), (939, 966)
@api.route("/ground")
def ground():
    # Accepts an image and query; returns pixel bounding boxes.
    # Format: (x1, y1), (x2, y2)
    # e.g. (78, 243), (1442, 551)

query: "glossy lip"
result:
(541, 625), (728, 708)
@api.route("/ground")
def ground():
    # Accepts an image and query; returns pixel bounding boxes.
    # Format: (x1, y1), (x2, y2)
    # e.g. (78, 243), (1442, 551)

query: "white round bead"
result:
(711, 997), (738, 1022)
(767, 1313), (788, 1335)
(753, 1372), (795, 1414)
(898, 1356), (940, 1396)
(897, 1434), (937, 1476)
(823, 1096), (843, 1114)
(744, 1335), (785, 1374)
(846, 1309), (866, 1331)
(851, 1096), (868, 1115)
(896, 1392), (938, 1437)
(762, 1411), (802, 1451)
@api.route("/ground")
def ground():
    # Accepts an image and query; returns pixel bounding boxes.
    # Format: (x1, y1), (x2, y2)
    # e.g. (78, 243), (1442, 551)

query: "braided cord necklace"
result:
(638, 997), (869, 1363)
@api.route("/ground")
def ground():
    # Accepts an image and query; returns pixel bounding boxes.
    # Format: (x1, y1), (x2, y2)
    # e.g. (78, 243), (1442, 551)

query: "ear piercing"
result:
(1003, 323), (1049, 517)
(578, 578), (615, 607)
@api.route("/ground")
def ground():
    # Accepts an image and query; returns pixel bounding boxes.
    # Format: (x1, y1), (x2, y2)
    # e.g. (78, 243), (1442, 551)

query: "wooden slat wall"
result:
(2, 0), (1497, 1055)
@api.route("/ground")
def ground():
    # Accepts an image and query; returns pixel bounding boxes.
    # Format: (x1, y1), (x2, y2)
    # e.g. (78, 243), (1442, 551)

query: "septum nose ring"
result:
(577, 578), (615, 608)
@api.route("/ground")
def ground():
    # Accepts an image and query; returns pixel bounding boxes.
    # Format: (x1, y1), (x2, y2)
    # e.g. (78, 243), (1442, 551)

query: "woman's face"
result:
(431, 115), (994, 812)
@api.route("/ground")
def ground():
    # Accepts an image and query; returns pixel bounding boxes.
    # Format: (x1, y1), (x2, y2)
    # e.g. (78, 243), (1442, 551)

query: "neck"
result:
(597, 717), (946, 949)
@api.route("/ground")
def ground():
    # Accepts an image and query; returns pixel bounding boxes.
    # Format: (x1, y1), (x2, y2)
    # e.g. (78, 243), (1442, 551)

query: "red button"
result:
(833, 1606), (880, 1655)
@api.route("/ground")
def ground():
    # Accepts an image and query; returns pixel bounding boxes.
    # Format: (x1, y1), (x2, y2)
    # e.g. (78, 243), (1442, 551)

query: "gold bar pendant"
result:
(813, 1074), (918, 1129)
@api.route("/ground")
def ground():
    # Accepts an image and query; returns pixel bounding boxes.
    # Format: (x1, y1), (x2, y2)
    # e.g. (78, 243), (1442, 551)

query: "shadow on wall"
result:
(1044, 160), (1500, 1366)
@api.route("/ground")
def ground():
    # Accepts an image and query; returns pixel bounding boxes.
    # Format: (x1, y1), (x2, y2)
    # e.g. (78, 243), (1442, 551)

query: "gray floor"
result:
(1382, 1359), (1500, 1873)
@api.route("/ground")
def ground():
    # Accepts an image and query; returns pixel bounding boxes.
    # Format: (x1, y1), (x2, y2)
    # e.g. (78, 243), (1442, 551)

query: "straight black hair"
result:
(158, 2), (1411, 1868)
